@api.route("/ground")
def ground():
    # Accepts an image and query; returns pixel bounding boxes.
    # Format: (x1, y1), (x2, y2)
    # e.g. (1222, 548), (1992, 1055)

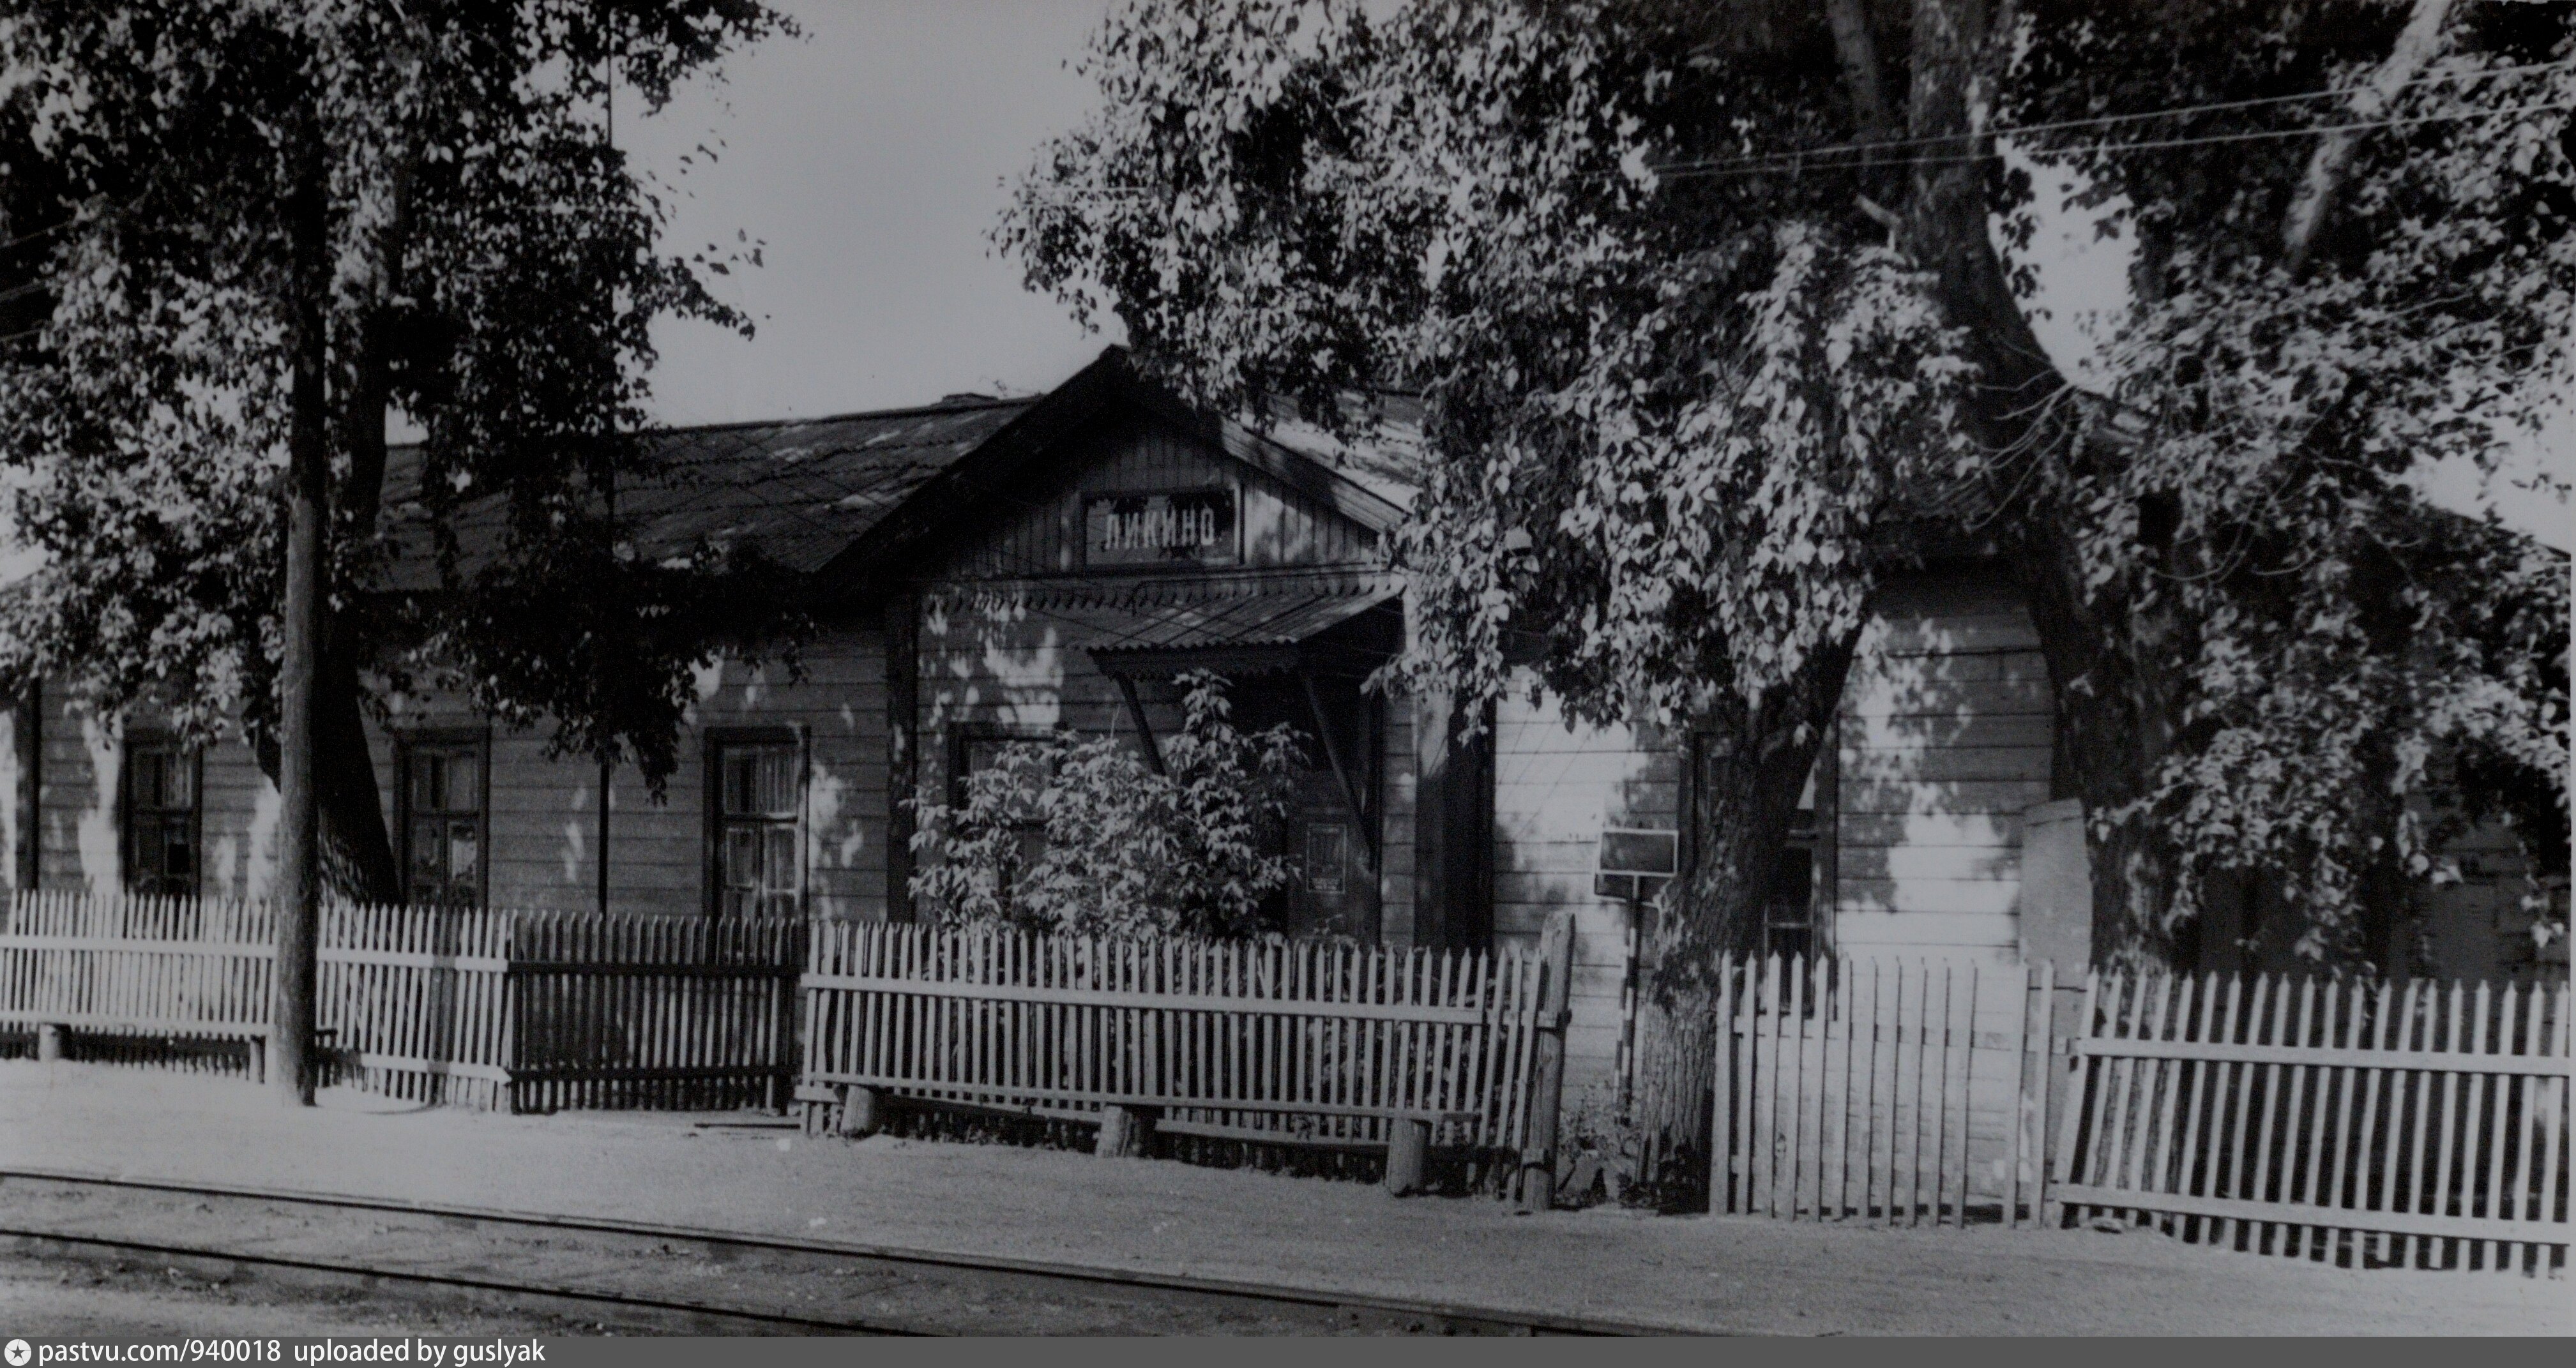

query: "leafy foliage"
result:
(909, 673), (1306, 938)
(1002, 0), (2573, 968)
(999, 1), (1967, 735)
(0, 0), (798, 792)
(2000, 1), (2574, 958)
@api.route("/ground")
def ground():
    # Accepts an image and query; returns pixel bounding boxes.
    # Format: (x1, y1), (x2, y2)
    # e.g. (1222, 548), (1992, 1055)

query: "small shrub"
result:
(909, 672), (1305, 938)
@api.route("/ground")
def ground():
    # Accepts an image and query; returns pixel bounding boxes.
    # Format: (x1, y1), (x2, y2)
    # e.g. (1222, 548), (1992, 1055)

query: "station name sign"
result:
(1085, 489), (1239, 567)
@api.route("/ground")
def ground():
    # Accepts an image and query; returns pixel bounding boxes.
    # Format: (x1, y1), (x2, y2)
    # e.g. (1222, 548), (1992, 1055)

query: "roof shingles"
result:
(373, 397), (1035, 590)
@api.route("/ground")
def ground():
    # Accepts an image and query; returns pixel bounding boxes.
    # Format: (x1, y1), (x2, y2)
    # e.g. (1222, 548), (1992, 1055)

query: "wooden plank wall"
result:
(1487, 567), (2052, 1109)
(1487, 697), (1675, 1107)
(1375, 686), (1419, 945)
(915, 414), (1409, 943)
(31, 695), (119, 894)
(1834, 569), (2053, 959)
(1, 631), (893, 920)
(367, 632), (890, 919)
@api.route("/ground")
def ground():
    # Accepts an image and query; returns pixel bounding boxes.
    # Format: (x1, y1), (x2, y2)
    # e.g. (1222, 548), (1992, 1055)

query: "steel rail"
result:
(0, 1166), (1679, 1336)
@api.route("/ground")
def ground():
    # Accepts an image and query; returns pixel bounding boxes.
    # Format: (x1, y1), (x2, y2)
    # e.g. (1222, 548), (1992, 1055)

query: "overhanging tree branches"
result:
(0, 0), (799, 1101)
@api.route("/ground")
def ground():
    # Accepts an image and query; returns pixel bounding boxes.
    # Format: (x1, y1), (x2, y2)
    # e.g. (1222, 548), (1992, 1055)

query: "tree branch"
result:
(1826, 0), (1897, 144)
(2281, 0), (2457, 277)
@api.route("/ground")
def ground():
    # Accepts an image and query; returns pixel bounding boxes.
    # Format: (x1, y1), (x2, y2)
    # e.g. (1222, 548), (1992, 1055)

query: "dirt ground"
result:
(0, 1064), (2564, 1336)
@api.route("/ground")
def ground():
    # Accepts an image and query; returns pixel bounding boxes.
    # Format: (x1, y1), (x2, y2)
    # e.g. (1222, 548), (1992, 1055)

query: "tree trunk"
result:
(2011, 516), (2186, 970)
(2282, 0), (2457, 276)
(318, 622), (399, 904)
(1619, 629), (1860, 1208)
(1890, 0), (2192, 970)
(247, 614), (400, 909)
(273, 115), (329, 1108)
(293, 151), (413, 911)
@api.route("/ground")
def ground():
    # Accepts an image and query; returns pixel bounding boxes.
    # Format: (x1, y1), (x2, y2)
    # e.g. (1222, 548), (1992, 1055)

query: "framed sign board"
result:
(1595, 826), (1679, 903)
(1084, 488), (1239, 568)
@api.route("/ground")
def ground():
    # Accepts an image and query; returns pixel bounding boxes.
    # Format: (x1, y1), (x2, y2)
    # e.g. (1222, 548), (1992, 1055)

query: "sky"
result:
(621, 0), (1121, 425)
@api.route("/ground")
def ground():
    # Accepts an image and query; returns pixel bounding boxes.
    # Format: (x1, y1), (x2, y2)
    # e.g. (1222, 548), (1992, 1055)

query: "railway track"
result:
(0, 1168), (1676, 1336)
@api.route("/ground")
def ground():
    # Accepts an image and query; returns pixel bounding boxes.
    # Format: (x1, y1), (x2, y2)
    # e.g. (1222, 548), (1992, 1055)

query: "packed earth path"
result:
(1, 1065), (2565, 1337)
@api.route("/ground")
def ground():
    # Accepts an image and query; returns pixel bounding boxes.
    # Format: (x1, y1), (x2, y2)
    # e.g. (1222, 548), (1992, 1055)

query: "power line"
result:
(1656, 99), (2576, 181)
(0, 220), (71, 254)
(1013, 60), (2575, 203)
(1653, 56), (2576, 176)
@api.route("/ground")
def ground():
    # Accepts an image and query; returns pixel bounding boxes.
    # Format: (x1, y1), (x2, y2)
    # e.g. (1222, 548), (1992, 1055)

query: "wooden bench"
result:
(793, 1076), (1480, 1195)
(1, 1011), (275, 1079)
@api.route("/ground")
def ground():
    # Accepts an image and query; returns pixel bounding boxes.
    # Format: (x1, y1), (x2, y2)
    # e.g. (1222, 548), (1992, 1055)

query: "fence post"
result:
(1384, 1117), (1430, 1196)
(499, 910), (520, 1115)
(1708, 952), (1735, 1216)
(2023, 958), (2054, 1229)
(34, 1022), (63, 1062)
(1518, 909), (1577, 1213)
(773, 919), (805, 1115)
(1099, 1103), (1155, 1158)
(837, 1084), (881, 1139)
(2044, 968), (2099, 1229)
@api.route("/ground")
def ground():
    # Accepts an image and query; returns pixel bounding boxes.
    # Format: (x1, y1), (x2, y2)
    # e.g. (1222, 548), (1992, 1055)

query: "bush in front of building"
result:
(909, 672), (1306, 938)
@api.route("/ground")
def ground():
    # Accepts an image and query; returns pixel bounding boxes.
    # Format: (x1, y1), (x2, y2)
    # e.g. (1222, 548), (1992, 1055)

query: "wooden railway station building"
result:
(0, 347), (2555, 1109)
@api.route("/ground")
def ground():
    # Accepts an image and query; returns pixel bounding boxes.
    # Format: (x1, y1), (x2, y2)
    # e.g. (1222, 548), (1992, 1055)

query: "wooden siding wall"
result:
(1376, 689), (1419, 946)
(4, 627), (893, 921)
(944, 412), (1377, 578)
(36, 697), (121, 896)
(1488, 698), (1678, 1103)
(1835, 569), (2054, 958)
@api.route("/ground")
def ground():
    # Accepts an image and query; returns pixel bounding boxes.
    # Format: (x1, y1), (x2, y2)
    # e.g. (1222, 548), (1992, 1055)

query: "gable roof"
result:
(811, 347), (1411, 604)
(372, 347), (1420, 606)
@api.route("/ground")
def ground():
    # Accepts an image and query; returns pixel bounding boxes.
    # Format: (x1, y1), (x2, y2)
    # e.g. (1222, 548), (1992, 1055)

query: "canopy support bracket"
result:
(1299, 666), (1379, 872)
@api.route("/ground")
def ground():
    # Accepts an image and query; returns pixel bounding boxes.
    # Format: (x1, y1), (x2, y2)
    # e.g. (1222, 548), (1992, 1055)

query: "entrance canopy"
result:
(1066, 576), (1402, 679)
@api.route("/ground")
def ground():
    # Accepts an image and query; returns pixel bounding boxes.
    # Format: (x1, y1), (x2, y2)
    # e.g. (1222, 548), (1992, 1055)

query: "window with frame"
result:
(123, 740), (199, 896)
(713, 737), (801, 918)
(401, 740), (485, 907)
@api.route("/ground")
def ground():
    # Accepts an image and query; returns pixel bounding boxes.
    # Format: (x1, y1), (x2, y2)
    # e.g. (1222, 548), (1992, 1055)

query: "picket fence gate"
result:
(0, 892), (801, 1112)
(2055, 968), (2570, 1274)
(1711, 953), (2055, 1225)
(798, 920), (1565, 1173)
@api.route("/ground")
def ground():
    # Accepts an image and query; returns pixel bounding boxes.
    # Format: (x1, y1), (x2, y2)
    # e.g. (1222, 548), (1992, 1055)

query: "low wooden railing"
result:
(796, 919), (1571, 1187)
(0, 892), (801, 1113)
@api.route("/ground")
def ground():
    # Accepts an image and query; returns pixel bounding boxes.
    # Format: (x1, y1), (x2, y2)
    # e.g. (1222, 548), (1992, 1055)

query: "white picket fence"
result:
(2054, 968), (2569, 1274)
(1709, 951), (2571, 1273)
